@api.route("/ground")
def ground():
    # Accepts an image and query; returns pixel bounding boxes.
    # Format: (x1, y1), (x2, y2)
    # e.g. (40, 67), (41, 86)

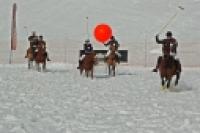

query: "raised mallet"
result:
(158, 6), (184, 35)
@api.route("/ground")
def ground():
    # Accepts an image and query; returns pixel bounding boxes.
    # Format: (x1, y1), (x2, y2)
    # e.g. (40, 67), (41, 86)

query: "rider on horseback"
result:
(28, 31), (38, 59)
(37, 35), (51, 61)
(77, 39), (93, 69)
(152, 31), (181, 73)
(104, 36), (121, 63)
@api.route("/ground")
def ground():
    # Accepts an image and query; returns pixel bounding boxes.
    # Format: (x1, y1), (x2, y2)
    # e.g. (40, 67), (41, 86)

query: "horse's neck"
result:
(84, 53), (92, 59)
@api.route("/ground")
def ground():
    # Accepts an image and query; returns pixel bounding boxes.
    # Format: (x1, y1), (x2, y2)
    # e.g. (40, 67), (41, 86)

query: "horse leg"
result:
(37, 63), (41, 72)
(86, 70), (89, 78)
(108, 65), (111, 76)
(91, 68), (93, 79)
(113, 65), (115, 76)
(167, 79), (171, 88)
(42, 61), (46, 71)
(175, 72), (180, 86)
(28, 60), (31, 69)
(161, 77), (165, 89)
(80, 68), (83, 75)
(31, 61), (34, 69)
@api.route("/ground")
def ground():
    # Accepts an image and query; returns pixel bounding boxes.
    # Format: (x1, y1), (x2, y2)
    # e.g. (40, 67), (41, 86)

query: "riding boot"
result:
(47, 55), (51, 61)
(152, 56), (162, 72)
(47, 58), (51, 61)
(77, 60), (82, 69)
(178, 62), (182, 72)
(175, 59), (182, 73)
(44, 52), (51, 61)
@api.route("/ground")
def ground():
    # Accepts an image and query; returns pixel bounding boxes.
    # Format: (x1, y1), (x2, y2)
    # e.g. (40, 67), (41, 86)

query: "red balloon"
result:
(94, 23), (112, 43)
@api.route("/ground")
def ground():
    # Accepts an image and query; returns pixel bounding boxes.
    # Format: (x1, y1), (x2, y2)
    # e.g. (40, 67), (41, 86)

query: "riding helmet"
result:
(166, 31), (172, 37)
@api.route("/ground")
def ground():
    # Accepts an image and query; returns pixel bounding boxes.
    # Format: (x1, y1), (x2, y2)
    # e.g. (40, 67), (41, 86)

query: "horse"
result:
(106, 45), (117, 76)
(35, 45), (47, 72)
(25, 47), (34, 69)
(158, 55), (181, 89)
(80, 51), (97, 79)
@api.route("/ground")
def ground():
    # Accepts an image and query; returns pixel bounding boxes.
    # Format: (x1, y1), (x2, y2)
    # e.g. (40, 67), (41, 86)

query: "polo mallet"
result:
(158, 6), (184, 35)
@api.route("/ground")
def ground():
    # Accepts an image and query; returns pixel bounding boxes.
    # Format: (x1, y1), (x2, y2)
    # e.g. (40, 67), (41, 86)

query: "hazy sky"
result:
(0, 0), (200, 44)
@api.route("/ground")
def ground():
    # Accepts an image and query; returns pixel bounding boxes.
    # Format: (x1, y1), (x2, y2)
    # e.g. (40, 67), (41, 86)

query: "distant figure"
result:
(106, 44), (118, 76)
(77, 39), (93, 69)
(28, 31), (38, 59)
(35, 41), (47, 72)
(104, 36), (121, 63)
(152, 31), (181, 73)
(37, 35), (51, 61)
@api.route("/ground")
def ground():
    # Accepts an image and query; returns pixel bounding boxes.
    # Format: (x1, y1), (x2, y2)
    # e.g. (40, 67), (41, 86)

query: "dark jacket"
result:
(104, 39), (120, 50)
(84, 43), (93, 54)
(28, 35), (38, 47)
(38, 40), (46, 49)
(156, 35), (178, 55)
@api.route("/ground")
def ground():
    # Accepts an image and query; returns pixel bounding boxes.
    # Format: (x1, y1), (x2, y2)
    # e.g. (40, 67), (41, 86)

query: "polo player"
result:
(28, 31), (38, 59)
(104, 36), (121, 63)
(152, 31), (181, 73)
(37, 35), (51, 61)
(77, 39), (93, 69)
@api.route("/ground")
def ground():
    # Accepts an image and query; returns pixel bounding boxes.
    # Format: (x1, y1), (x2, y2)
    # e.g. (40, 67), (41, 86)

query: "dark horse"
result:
(35, 45), (47, 72)
(80, 52), (97, 79)
(158, 56), (181, 89)
(106, 45), (117, 76)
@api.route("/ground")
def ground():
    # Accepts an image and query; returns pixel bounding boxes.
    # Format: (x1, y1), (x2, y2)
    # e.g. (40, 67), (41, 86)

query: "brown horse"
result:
(106, 45), (117, 76)
(25, 47), (34, 69)
(35, 45), (47, 72)
(158, 56), (181, 89)
(80, 52), (97, 79)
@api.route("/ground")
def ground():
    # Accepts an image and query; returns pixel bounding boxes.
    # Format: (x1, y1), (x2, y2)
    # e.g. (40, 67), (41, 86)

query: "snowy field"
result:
(0, 63), (200, 133)
(1, 0), (200, 66)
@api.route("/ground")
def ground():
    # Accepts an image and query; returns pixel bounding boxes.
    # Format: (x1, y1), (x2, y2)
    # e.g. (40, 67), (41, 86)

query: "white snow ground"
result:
(0, 63), (200, 133)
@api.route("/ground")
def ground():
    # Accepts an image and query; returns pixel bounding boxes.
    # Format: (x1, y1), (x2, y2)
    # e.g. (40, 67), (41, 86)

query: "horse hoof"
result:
(167, 85), (170, 89)
(161, 86), (165, 90)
